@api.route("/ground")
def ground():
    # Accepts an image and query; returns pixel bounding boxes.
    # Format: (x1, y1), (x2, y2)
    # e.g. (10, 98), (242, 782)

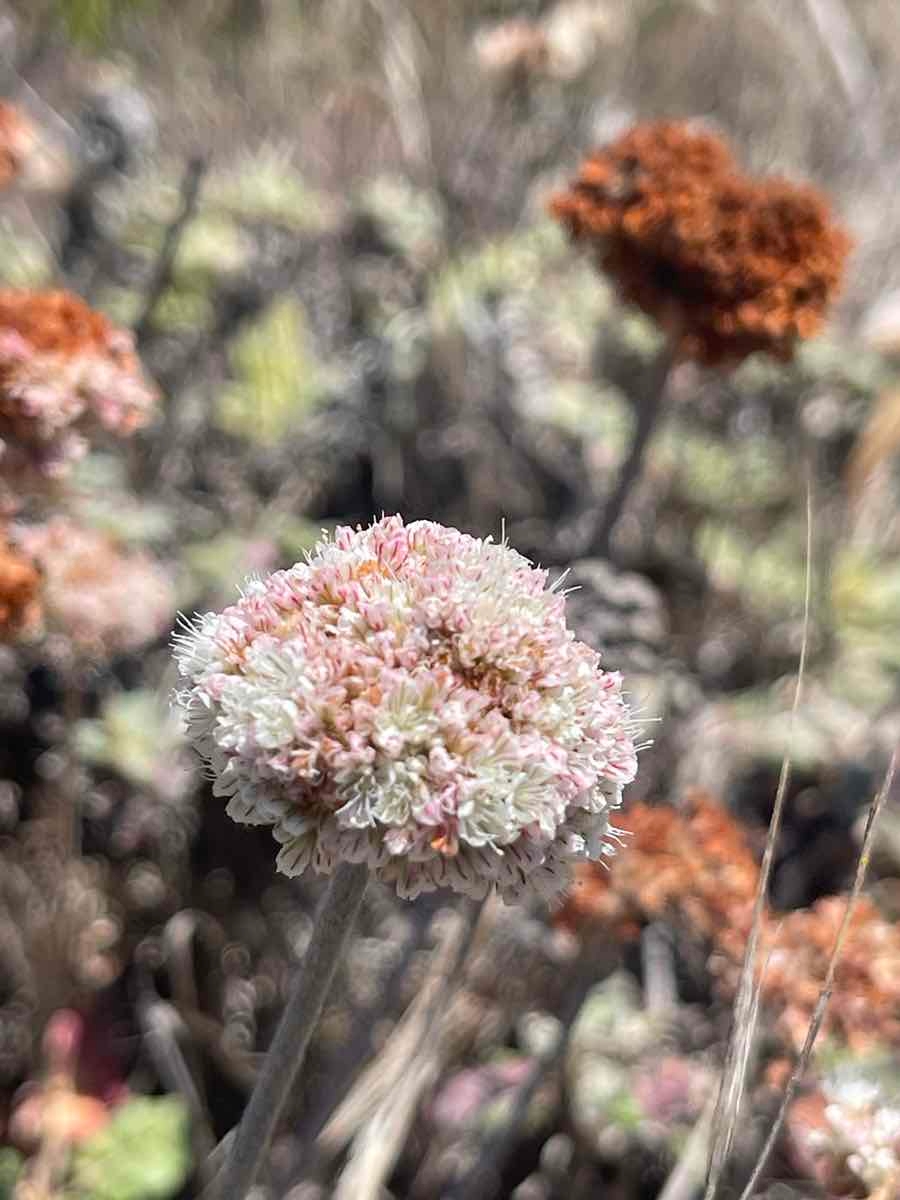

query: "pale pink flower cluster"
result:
(0, 291), (158, 511)
(13, 518), (174, 660)
(819, 1074), (900, 1192)
(174, 516), (637, 900)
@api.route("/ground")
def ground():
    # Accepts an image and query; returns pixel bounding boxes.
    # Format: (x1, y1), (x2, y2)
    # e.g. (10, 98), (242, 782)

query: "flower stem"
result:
(211, 861), (368, 1199)
(590, 343), (675, 559)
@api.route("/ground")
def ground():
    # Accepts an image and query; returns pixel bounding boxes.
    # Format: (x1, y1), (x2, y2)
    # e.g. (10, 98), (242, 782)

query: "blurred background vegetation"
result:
(2, 1), (900, 1198)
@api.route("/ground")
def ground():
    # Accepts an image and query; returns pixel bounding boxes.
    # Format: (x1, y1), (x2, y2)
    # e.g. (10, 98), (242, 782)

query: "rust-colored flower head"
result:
(556, 791), (759, 965)
(0, 527), (41, 639)
(560, 792), (900, 1055)
(0, 291), (158, 511)
(0, 101), (35, 190)
(550, 120), (852, 365)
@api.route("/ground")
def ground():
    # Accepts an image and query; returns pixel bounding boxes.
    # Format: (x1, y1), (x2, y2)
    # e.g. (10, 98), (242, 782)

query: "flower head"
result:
(550, 120), (851, 364)
(763, 897), (900, 1052)
(788, 1064), (900, 1195)
(822, 1072), (900, 1193)
(174, 516), (637, 900)
(557, 793), (759, 962)
(559, 794), (900, 1054)
(12, 518), (174, 660)
(0, 291), (158, 510)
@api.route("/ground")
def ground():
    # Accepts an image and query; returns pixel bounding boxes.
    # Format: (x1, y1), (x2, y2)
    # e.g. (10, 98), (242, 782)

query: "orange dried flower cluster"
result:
(557, 793), (758, 968)
(550, 121), (852, 364)
(0, 291), (133, 361)
(764, 897), (900, 1052)
(0, 290), (158, 508)
(559, 795), (900, 1052)
(0, 528), (41, 639)
(0, 101), (34, 190)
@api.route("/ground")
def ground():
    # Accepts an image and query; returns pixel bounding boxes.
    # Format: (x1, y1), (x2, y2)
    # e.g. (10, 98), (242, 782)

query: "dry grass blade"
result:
(369, 0), (433, 172)
(845, 386), (900, 503)
(704, 483), (813, 1200)
(736, 750), (897, 1200)
(329, 899), (485, 1200)
(800, 0), (887, 183)
(803, 0), (878, 114)
(658, 1090), (719, 1200)
(320, 898), (487, 1164)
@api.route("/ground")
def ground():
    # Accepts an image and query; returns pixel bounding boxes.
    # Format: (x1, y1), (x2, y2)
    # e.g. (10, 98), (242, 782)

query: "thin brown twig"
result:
(799, 0), (886, 178)
(736, 750), (898, 1200)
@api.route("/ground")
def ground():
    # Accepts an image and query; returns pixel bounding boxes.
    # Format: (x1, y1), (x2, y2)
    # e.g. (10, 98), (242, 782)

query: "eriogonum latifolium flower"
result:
(550, 121), (851, 365)
(174, 516), (638, 900)
(788, 1067), (900, 1196)
(13, 518), (174, 660)
(0, 291), (158, 510)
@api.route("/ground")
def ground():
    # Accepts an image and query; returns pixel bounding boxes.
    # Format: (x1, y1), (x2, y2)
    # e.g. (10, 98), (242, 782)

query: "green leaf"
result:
(206, 147), (328, 231)
(0, 1150), (23, 1200)
(218, 297), (328, 444)
(74, 690), (186, 791)
(70, 1096), (191, 1200)
(55, 0), (148, 46)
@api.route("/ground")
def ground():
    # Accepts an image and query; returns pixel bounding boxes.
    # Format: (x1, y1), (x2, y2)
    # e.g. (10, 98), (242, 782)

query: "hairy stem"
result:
(209, 862), (368, 1199)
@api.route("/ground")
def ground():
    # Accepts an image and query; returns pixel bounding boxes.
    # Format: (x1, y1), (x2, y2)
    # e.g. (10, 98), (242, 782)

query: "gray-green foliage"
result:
(429, 221), (567, 332)
(695, 519), (808, 615)
(660, 428), (792, 514)
(68, 1096), (190, 1200)
(218, 297), (329, 444)
(205, 147), (329, 232)
(0, 230), (55, 288)
(74, 691), (185, 792)
(55, 0), (150, 46)
(0, 1150), (22, 1200)
(359, 176), (446, 268)
(71, 455), (173, 545)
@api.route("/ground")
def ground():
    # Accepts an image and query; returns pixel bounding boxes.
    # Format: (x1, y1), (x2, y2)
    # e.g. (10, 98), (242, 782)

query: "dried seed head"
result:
(550, 121), (851, 365)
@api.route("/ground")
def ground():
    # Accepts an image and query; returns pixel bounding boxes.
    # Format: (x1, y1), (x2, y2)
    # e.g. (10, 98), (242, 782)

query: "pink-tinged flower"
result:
(173, 516), (638, 900)
(787, 1067), (900, 1195)
(12, 517), (174, 660)
(0, 291), (158, 511)
(0, 102), (36, 190)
